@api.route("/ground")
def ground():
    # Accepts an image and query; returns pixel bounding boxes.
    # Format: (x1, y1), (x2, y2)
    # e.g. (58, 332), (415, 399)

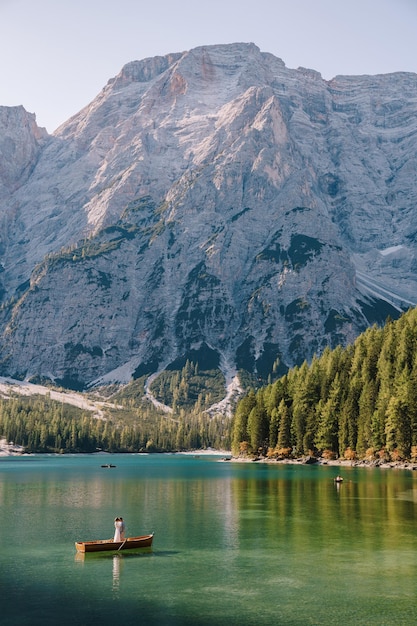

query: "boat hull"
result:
(75, 533), (154, 553)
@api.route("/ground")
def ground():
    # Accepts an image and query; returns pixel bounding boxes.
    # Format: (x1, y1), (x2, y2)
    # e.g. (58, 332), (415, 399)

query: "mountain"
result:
(0, 42), (416, 395)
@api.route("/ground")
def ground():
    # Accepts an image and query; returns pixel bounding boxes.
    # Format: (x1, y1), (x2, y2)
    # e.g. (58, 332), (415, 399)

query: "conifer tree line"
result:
(232, 308), (417, 462)
(3, 307), (417, 458)
(0, 396), (230, 453)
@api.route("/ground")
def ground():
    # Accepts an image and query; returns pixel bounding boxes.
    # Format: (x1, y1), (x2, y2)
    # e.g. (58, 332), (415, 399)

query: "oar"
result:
(117, 539), (127, 551)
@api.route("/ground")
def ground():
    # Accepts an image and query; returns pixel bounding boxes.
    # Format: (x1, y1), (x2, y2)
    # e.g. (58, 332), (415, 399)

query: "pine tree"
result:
(269, 406), (280, 450)
(338, 375), (361, 455)
(289, 361), (309, 454)
(276, 398), (292, 451)
(315, 374), (341, 454)
(231, 390), (256, 455)
(247, 391), (269, 455)
(356, 378), (378, 455)
(385, 368), (413, 458)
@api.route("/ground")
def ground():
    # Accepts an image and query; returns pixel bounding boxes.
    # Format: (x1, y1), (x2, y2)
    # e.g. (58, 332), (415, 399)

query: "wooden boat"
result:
(75, 533), (154, 553)
(334, 476), (344, 483)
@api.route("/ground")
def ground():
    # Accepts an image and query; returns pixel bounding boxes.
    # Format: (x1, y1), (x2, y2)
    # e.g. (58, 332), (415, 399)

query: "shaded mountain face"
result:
(0, 43), (416, 390)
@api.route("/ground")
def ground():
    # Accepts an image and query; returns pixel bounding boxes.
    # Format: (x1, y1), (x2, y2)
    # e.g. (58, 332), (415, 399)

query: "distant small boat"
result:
(334, 476), (343, 483)
(75, 533), (154, 553)
(101, 464), (116, 468)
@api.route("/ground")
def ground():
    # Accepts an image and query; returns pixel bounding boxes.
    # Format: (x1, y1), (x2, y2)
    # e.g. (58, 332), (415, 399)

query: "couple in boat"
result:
(114, 517), (126, 542)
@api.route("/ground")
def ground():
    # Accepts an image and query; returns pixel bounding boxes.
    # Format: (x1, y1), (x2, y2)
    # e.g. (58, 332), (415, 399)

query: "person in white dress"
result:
(114, 517), (123, 542)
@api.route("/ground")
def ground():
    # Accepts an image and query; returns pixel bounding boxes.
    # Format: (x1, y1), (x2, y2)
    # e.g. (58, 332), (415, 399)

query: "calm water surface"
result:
(0, 454), (416, 625)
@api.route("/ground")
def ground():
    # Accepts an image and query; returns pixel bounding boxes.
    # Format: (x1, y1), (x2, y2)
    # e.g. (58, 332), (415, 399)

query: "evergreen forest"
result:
(232, 308), (417, 462)
(0, 394), (229, 454)
(2, 307), (417, 458)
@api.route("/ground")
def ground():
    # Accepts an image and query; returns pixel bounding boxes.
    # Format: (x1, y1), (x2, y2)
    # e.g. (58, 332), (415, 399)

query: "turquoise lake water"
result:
(0, 453), (416, 625)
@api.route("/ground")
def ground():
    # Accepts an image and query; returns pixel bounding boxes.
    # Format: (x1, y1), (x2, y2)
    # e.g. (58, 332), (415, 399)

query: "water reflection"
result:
(228, 464), (417, 563)
(74, 551), (125, 595)
(112, 554), (123, 593)
(2, 456), (417, 625)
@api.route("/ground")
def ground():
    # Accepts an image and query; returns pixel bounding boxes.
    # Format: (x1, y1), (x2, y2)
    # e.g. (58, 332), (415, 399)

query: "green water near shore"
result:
(1, 454), (416, 625)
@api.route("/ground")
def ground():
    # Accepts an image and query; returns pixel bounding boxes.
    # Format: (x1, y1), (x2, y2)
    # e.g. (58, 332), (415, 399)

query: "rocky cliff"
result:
(0, 43), (416, 391)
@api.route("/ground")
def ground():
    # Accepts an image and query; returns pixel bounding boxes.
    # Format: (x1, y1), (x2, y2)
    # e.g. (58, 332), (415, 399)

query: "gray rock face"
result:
(0, 43), (416, 389)
(0, 106), (48, 196)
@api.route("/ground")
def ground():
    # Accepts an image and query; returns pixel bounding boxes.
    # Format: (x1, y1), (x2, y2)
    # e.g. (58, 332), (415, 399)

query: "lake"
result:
(0, 453), (416, 625)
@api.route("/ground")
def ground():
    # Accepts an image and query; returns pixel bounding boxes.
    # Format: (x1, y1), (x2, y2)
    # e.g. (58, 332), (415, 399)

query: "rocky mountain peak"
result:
(0, 106), (49, 195)
(0, 43), (416, 397)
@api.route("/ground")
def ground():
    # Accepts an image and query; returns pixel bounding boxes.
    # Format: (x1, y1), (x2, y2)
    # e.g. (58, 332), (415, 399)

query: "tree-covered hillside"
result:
(232, 308), (417, 462)
(3, 307), (417, 457)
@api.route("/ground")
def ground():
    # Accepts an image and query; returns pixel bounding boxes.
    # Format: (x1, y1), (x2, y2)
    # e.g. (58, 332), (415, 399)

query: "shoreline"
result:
(229, 455), (417, 471)
(0, 443), (232, 458)
(0, 439), (25, 456)
(2, 441), (416, 471)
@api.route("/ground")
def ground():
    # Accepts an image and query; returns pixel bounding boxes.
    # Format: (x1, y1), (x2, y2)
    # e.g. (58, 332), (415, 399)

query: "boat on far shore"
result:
(75, 533), (154, 553)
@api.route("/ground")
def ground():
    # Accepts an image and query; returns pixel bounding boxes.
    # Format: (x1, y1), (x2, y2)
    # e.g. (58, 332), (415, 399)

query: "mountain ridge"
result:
(0, 42), (416, 396)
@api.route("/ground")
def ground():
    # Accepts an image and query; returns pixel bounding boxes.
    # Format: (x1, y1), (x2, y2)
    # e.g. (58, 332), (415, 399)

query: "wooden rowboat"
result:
(75, 533), (154, 553)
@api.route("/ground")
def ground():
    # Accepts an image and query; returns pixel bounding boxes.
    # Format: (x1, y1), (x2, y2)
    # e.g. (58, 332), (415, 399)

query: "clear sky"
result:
(1, 0), (416, 133)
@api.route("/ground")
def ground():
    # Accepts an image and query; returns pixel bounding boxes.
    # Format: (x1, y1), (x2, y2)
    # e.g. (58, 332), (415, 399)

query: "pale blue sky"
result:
(1, 0), (416, 132)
